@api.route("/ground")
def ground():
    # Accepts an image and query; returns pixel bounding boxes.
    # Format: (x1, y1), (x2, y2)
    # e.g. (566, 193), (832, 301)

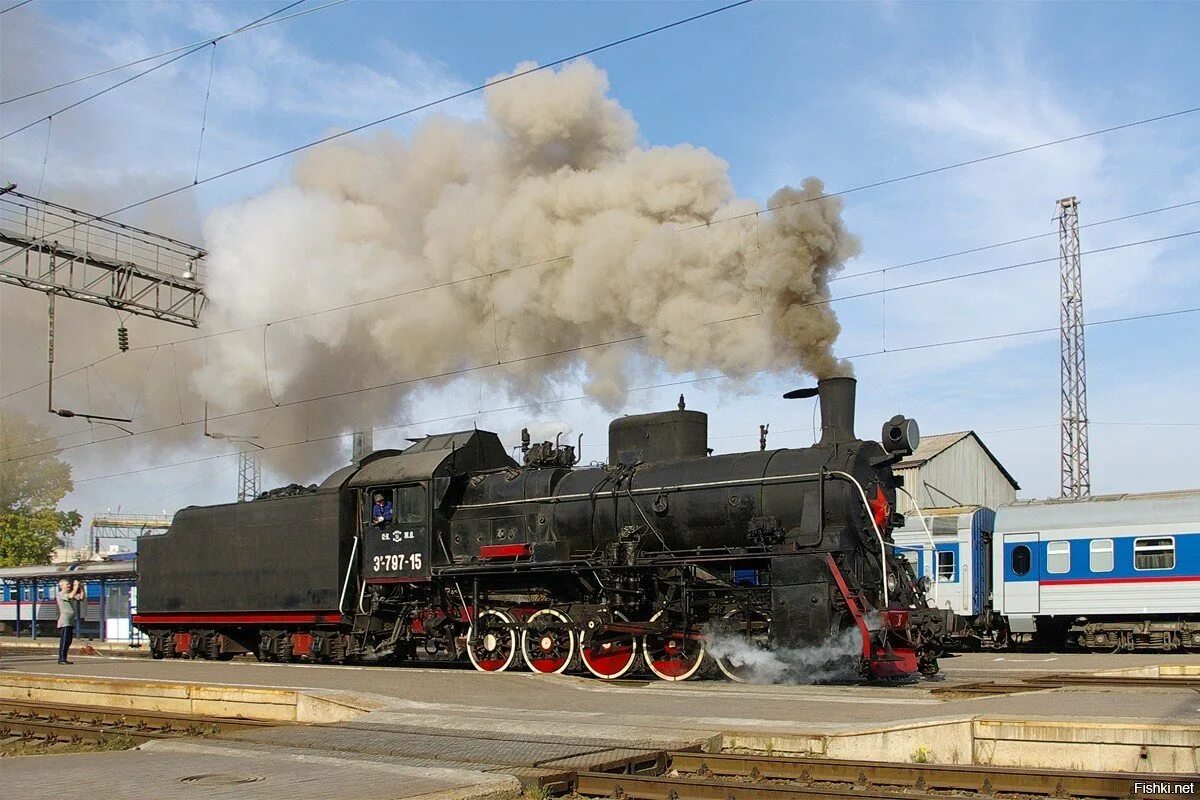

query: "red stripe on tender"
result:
(132, 611), (342, 625)
(1041, 575), (1200, 586)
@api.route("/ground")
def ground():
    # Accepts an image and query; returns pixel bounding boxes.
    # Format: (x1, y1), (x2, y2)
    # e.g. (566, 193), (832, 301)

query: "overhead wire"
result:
(7, 0), (757, 245)
(54, 305), (1200, 484)
(3, 221), (1197, 460)
(0, 0), (33, 14)
(1, 0), (350, 106)
(0, 4), (1194, 466)
(9, 311), (764, 462)
(4, 196), (1194, 408)
(831, 198), (1200, 283)
(9, 0), (1193, 254)
(692, 106), (1200, 230)
(0, 0), (309, 140)
(130, 460), (240, 512)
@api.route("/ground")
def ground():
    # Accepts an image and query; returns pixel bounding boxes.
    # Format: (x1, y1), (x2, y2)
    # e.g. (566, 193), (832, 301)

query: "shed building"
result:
(894, 431), (1019, 515)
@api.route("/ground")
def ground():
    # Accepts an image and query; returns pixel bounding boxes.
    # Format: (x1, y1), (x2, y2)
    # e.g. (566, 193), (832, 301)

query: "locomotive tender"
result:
(134, 377), (942, 680)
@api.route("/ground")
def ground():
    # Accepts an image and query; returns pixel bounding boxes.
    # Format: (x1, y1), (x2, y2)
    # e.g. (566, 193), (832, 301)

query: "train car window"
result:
(1011, 544), (1031, 576)
(936, 550), (955, 582)
(395, 485), (426, 524)
(1046, 541), (1070, 574)
(1134, 537), (1175, 571)
(1089, 539), (1114, 573)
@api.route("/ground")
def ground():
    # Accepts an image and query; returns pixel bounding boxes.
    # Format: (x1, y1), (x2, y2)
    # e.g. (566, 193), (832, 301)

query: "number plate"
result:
(363, 526), (431, 582)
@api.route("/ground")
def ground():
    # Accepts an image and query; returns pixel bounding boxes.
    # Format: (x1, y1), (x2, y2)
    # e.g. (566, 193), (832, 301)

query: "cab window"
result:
(395, 485), (426, 524)
(364, 489), (394, 526)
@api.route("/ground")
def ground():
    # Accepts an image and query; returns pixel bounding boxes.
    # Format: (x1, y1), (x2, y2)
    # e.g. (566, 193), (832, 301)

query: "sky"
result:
(1, 0), (1197, 548)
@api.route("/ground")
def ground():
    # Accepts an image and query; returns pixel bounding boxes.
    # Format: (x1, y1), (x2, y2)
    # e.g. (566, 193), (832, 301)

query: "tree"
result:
(0, 412), (82, 567)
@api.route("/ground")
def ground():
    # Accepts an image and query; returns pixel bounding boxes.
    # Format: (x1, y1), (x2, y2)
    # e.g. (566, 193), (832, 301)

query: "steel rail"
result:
(1028, 673), (1200, 688)
(0, 698), (282, 739)
(577, 750), (1191, 799)
(932, 675), (1200, 697)
(0, 717), (165, 744)
(576, 773), (903, 799)
(663, 751), (1181, 798)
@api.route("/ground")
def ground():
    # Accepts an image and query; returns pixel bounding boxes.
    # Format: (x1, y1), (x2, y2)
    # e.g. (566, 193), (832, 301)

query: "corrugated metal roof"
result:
(895, 430), (1019, 490)
(0, 561), (137, 580)
(894, 432), (971, 468)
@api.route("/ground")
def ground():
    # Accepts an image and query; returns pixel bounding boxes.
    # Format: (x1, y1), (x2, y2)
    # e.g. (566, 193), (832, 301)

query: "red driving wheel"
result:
(642, 611), (708, 681)
(521, 609), (576, 674)
(580, 611), (639, 680)
(467, 609), (517, 673)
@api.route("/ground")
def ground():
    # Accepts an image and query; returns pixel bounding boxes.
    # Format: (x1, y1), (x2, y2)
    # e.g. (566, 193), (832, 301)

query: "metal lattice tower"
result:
(1057, 196), (1091, 498)
(237, 449), (262, 502)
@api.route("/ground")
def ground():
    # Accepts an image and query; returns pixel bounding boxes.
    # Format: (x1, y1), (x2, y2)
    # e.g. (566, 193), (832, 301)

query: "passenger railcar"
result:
(896, 490), (1200, 651)
(994, 490), (1200, 651)
(134, 378), (943, 680)
(893, 506), (1005, 649)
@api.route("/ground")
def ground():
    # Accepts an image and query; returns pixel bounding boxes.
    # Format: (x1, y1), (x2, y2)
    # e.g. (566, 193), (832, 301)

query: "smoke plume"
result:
(197, 59), (859, 431)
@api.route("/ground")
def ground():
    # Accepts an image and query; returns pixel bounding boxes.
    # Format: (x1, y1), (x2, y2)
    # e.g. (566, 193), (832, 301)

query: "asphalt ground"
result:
(4, 648), (1199, 729)
(4, 648), (1199, 799)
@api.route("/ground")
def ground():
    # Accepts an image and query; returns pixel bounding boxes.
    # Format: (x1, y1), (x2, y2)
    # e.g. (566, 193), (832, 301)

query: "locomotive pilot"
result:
(372, 493), (393, 526)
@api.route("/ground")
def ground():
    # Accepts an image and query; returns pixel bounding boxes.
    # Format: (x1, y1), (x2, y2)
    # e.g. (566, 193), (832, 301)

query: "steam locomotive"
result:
(134, 377), (942, 681)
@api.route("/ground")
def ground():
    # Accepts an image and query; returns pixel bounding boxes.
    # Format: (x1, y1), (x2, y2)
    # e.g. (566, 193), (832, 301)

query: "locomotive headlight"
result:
(886, 572), (898, 595)
(917, 575), (933, 594)
(882, 415), (920, 456)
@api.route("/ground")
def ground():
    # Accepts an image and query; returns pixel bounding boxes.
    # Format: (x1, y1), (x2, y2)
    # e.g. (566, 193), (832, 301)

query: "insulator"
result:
(117, 326), (129, 352)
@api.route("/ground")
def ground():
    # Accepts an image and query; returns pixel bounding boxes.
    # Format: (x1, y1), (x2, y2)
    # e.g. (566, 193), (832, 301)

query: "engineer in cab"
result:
(371, 492), (393, 526)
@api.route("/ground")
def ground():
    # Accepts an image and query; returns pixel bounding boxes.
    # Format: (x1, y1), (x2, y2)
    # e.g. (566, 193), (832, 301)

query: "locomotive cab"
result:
(344, 431), (518, 588)
(358, 483), (432, 583)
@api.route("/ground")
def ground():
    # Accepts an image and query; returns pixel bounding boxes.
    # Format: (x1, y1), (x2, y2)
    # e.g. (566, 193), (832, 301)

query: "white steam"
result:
(706, 626), (864, 685)
(196, 59), (860, 470)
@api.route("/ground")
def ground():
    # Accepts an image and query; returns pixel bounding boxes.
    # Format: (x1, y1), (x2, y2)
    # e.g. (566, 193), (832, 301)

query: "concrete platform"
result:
(3, 651), (1199, 798)
(1, 738), (521, 800)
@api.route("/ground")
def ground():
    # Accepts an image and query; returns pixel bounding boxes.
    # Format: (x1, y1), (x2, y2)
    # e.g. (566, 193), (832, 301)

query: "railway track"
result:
(931, 672), (1200, 698)
(0, 698), (280, 745)
(574, 751), (1187, 799)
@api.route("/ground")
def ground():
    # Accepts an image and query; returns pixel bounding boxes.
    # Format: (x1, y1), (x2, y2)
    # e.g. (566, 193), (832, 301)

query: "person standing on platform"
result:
(56, 578), (85, 664)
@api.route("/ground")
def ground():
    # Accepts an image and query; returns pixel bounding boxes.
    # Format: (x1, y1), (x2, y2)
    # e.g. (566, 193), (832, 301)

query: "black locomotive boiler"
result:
(135, 377), (942, 680)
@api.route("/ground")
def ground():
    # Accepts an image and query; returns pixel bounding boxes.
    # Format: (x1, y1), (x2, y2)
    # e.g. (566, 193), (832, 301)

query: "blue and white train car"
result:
(893, 506), (1002, 648)
(993, 489), (1200, 651)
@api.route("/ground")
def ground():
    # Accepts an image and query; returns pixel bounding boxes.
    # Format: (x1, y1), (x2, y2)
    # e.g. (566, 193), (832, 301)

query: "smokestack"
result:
(352, 429), (373, 465)
(817, 377), (856, 445)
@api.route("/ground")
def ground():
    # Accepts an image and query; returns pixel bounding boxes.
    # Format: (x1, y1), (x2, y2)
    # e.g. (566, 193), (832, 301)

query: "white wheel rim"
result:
(643, 610), (707, 682)
(714, 610), (770, 683)
(467, 610), (517, 673)
(521, 609), (576, 674)
(581, 611), (638, 680)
